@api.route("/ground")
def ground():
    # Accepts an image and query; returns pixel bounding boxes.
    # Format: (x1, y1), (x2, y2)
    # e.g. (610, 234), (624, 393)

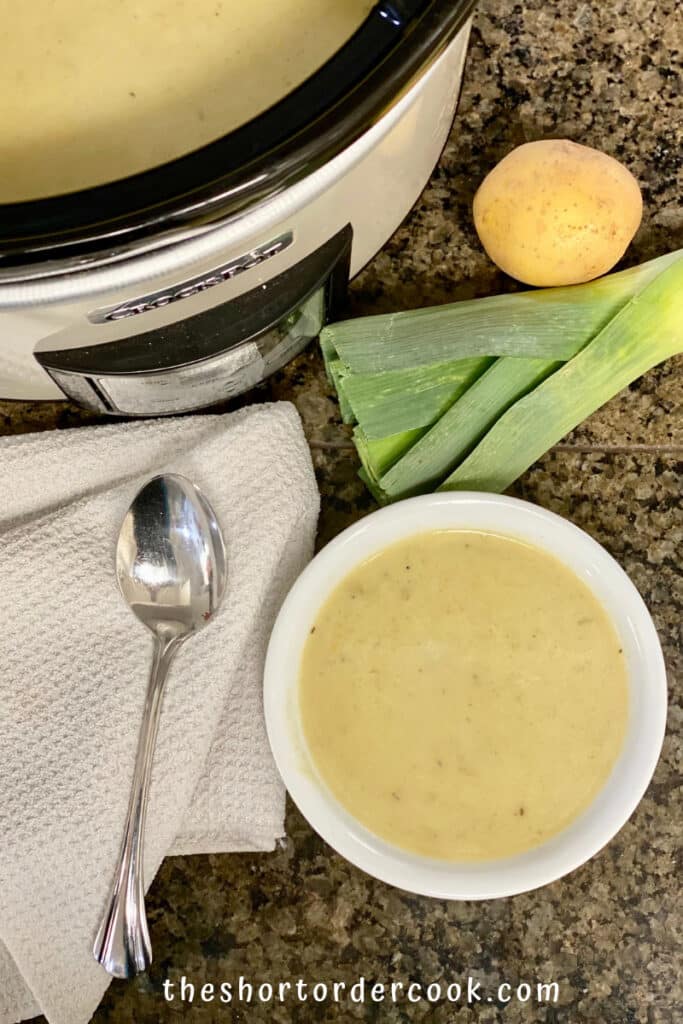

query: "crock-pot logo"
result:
(90, 233), (293, 324)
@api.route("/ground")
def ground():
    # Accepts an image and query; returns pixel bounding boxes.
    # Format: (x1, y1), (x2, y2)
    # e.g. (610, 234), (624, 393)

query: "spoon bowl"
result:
(116, 475), (227, 638)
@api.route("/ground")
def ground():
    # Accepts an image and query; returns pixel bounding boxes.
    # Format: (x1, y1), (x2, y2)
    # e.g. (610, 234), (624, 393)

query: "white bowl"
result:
(264, 493), (667, 899)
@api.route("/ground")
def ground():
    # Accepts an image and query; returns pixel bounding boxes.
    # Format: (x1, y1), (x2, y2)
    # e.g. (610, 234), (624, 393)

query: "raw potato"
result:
(473, 140), (643, 287)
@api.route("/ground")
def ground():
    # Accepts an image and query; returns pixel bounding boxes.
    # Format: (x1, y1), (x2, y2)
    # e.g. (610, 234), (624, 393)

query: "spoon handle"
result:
(93, 635), (179, 978)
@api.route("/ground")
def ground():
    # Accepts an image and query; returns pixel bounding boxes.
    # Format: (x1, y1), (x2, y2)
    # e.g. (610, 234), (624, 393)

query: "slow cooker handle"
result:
(35, 227), (351, 416)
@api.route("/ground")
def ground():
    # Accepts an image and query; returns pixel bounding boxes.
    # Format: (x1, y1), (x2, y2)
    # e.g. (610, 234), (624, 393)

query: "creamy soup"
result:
(299, 530), (629, 861)
(0, 0), (373, 201)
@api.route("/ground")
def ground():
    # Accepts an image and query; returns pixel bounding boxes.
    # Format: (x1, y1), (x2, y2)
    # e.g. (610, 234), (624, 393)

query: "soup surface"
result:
(299, 530), (629, 861)
(0, 0), (373, 201)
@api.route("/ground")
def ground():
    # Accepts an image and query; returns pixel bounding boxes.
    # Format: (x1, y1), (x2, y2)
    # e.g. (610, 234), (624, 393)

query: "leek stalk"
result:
(321, 250), (680, 374)
(339, 357), (492, 438)
(354, 427), (421, 481)
(326, 359), (355, 424)
(379, 356), (562, 500)
(441, 258), (683, 494)
(322, 250), (682, 503)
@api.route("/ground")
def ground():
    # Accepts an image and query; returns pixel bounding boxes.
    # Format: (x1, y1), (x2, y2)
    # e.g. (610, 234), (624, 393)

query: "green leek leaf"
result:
(441, 257), (683, 494)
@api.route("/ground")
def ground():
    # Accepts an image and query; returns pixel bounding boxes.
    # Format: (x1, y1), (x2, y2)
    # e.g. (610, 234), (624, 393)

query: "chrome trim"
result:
(88, 233), (293, 323)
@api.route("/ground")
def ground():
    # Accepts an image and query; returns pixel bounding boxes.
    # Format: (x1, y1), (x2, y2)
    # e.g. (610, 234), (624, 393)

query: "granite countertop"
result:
(6, 0), (681, 1021)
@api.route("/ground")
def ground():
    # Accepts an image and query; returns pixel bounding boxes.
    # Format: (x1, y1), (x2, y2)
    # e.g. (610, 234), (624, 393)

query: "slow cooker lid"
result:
(0, 0), (476, 269)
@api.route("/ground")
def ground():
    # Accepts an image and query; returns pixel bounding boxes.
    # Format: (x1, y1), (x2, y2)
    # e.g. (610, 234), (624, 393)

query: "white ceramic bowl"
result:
(264, 493), (667, 899)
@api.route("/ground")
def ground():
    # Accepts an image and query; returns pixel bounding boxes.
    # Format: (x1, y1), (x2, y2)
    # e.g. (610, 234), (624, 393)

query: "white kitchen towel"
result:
(0, 406), (320, 1024)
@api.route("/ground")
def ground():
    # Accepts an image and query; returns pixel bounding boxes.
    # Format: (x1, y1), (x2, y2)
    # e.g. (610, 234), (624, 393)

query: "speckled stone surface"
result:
(5, 0), (681, 1021)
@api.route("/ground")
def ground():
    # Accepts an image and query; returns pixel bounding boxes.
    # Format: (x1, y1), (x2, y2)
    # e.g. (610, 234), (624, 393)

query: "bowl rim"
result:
(263, 492), (667, 899)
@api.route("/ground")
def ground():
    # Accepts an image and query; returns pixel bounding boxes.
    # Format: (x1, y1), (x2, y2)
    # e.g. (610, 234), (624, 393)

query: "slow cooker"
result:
(0, 0), (475, 415)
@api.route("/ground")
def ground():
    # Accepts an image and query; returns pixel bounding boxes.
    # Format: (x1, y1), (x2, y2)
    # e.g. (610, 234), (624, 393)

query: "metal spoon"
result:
(93, 474), (227, 979)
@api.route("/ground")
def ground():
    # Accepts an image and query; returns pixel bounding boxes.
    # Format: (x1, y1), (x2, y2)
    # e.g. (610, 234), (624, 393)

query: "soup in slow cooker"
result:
(0, 0), (373, 202)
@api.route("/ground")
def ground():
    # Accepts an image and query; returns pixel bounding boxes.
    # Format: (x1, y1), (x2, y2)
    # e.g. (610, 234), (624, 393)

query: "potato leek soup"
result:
(0, 0), (373, 201)
(299, 530), (629, 861)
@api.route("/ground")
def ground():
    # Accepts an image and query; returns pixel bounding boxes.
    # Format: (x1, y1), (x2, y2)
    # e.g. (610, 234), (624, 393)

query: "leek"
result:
(358, 467), (387, 504)
(326, 359), (355, 424)
(320, 329), (338, 378)
(441, 258), (683, 494)
(354, 427), (421, 481)
(322, 250), (682, 503)
(379, 356), (562, 500)
(321, 250), (680, 374)
(339, 357), (492, 438)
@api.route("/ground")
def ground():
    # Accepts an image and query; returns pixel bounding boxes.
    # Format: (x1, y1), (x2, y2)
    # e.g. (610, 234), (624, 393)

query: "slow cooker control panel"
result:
(34, 228), (351, 416)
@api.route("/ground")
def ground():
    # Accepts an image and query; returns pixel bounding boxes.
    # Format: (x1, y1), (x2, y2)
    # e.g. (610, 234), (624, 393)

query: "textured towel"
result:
(0, 406), (320, 1024)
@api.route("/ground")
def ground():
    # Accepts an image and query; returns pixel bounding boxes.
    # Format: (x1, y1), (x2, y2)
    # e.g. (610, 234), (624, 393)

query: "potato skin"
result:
(473, 140), (643, 287)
